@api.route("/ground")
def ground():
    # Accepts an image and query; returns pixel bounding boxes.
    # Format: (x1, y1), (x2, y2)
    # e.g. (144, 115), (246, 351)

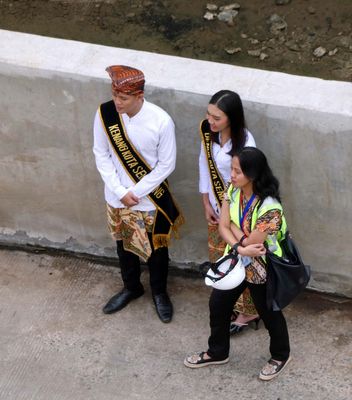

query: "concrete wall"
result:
(0, 29), (351, 297)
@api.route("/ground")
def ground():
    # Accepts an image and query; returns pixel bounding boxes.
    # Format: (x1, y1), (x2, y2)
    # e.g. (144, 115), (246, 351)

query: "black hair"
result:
(208, 90), (247, 155)
(234, 147), (281, 202)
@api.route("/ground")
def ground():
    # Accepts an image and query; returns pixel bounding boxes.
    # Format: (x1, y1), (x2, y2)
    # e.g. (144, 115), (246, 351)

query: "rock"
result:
(225, 47), (242, 54)
(241, 33), (248, 38)
(248, 49), (261, 57)
(267, 13), (282, 24)
(275, 0), (291, 4)
(204, 11), (216, 20)
(206, 3), (218, 11)
(267, 14), (288, 35)
(219, 3), (241, 11)
(266, 38), (276, 48)
(285, 40), (300, 51)
(271, 21), (288, 34)
(249, 38), (260, 44)
(268, 15), (288, 35)
(217, 10), (238, 22)
(313, 46), (327, 57)
(260, 53), (269, 60)
(328, 48), (338, 56)
(307, 6), (316, 14)
(270, 21), (287, 35)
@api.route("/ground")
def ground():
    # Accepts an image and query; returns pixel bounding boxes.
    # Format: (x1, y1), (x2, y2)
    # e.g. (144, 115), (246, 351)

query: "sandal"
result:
(184, 351), (229, 369)
(230, 321), (247, 334)
(259, 356), (291, 381)
(230, 317), (261, 334)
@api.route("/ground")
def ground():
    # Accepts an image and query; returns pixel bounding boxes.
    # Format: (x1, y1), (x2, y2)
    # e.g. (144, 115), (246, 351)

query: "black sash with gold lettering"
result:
(199, 119), (226, 210)
(99, 100), (184, 249)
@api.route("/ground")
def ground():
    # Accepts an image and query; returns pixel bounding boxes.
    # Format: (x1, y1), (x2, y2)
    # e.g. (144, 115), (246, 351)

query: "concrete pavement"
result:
(0, 248), (350, 400)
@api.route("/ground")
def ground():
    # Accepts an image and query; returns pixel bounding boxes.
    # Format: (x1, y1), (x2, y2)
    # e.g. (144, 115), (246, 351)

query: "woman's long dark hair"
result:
(234, 147), (281, 202)
(209, 90), (247, 155)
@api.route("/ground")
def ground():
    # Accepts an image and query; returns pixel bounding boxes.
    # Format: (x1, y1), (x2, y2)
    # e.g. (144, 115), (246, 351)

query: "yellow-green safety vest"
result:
(225, 185), (287, 259)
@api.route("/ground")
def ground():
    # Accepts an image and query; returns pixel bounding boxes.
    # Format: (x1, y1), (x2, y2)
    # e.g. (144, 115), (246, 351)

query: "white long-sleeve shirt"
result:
(93, 99), (176, 211)
(199, 130), (256, 215)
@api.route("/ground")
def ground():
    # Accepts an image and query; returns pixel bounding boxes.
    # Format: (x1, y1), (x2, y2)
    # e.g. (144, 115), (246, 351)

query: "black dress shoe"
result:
(152, 293), (173, 323)
(103, 287), (144, 314)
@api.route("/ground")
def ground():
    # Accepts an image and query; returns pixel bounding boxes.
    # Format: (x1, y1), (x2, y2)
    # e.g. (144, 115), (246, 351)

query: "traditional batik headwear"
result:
(106, 65), (145, 95)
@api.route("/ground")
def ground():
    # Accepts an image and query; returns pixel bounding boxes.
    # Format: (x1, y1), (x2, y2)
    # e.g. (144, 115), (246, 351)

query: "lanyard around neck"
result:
(239, 191), (256, 230)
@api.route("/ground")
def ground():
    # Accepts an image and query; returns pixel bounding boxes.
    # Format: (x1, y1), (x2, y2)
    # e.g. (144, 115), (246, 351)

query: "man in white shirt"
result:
(93, 65), (182, 323)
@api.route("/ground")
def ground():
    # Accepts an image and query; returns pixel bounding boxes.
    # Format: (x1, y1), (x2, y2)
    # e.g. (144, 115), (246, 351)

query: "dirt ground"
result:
(0, 0), (351, 81)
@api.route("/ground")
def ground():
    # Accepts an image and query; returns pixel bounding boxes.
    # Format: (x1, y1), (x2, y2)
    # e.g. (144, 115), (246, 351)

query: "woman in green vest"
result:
(185, 147), (291, 381)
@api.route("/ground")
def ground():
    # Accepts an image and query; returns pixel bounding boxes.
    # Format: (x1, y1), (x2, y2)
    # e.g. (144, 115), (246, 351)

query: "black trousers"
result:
(116, 233), (169, 295)
(207, 280), (290, 361)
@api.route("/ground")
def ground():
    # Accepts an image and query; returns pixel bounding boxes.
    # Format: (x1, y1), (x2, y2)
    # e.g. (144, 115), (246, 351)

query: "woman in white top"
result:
(199, 90), (259, 333)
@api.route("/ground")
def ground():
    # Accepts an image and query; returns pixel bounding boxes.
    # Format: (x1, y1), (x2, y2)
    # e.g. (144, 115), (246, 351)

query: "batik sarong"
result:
(107, 203), (155, 262)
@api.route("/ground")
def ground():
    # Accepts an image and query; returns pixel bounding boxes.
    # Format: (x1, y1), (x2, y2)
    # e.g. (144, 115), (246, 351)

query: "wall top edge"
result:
(0, 29), (351, 116)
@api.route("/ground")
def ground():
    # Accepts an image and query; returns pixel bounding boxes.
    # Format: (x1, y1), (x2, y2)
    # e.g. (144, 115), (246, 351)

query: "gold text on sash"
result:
(108, 123), (166, 200)
(203, 132), (224, 202)
(108, 124), (147, 179)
